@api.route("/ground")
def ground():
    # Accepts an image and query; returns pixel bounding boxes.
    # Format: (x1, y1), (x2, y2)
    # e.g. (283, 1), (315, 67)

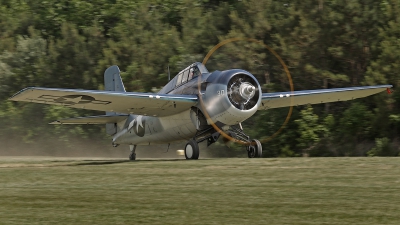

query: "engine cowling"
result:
(201, 69), (262, 125)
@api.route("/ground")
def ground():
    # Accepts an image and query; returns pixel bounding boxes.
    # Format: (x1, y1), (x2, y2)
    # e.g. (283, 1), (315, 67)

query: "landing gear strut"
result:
(224, 125), (263, 158)
(185, 139), (199, 160)
(129, 145), (136, 161)
(185, 123), (263, 159)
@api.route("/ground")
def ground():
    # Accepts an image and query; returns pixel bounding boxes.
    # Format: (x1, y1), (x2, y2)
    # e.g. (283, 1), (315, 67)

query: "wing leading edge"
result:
(10, 87), (198, 117)
(260, 85), (392, 110)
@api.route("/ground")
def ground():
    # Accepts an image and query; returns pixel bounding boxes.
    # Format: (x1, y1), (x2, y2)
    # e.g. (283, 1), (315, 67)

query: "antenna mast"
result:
(167, 65), (171, 81)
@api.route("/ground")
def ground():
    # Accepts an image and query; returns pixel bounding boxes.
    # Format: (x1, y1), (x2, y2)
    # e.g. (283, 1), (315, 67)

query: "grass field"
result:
(0, 157), (399, 225)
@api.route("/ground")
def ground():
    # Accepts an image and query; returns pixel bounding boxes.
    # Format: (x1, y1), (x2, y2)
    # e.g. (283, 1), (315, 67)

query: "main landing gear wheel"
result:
(247, 139), (262, 158)
(185, 139), (199, 160)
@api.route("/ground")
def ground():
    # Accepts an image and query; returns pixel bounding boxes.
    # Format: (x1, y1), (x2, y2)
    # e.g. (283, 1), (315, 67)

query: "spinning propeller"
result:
(199, 37), (294, 148)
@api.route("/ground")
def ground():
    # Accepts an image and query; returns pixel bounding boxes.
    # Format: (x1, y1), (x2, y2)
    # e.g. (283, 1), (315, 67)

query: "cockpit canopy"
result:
(159, 62), (209, 94)
(174, 62), (208, 87)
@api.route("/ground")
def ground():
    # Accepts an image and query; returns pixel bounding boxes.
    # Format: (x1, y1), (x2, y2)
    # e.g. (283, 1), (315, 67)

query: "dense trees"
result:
(0, 0), (398, 157)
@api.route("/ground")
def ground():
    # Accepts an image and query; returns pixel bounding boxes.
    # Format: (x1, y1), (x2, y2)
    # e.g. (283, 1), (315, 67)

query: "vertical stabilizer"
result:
(104, 65), (126, 135)
(104, 65), (126, 92)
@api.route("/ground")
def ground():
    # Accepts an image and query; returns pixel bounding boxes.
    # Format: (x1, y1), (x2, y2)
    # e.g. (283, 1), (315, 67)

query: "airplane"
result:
(9, 62), (392, 160)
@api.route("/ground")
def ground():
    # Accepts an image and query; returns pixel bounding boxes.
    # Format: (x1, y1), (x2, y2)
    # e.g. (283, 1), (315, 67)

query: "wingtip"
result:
(8, 87), (37, 100)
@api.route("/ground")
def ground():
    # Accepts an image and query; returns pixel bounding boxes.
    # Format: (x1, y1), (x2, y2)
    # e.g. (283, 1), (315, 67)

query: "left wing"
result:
(260, 85), (392, 110)
(10, 87), (198, 117)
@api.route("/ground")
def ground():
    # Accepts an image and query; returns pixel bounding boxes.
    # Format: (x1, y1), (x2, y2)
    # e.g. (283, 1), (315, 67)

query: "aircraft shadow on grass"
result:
(69, 158), (210, 166)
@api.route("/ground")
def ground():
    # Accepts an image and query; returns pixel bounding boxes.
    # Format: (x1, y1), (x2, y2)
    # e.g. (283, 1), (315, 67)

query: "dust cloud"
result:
(0, 137), (219, 159)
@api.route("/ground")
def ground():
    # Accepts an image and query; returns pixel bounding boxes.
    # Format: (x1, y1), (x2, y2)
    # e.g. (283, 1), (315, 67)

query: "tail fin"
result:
(104, 65), (126, 135)
(104, 65), (126, 92)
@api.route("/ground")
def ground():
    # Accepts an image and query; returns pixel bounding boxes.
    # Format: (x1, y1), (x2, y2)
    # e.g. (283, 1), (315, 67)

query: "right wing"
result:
(9, 87), (198, 117)
(260, 85), (392, 110)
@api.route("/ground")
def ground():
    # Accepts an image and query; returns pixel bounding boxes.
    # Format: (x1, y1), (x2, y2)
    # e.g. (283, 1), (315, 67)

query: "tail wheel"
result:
(185, 139), (200, 160)
(247, 139), (262, 158)
(129, 152), (136, 161)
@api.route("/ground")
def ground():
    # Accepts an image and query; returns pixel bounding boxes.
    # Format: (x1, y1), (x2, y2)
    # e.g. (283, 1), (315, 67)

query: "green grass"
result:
(0, 157), (399, 224)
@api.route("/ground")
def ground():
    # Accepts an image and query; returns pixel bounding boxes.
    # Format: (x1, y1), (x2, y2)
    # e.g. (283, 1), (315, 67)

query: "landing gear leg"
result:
(185, 139), (199, 160)
(129, 145), (136, 161)
(224, 125), (262, 158)
(247, 139), (262, 158)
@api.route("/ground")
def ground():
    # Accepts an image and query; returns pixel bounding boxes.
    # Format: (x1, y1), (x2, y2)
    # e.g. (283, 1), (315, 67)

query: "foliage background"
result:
(0, 0), (399, 157)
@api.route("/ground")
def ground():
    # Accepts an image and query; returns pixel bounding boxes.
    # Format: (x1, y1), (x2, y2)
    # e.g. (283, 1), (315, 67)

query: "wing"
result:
(49, 114), (129, 125)
(260, 85), (392, 110)
(10, 87), (198, 117)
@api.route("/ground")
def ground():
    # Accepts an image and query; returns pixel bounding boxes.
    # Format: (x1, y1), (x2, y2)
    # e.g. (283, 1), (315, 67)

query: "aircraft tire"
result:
(185, 139), (199, 160)
(129, 152), (136, 161)
(247, 139), (262, 158)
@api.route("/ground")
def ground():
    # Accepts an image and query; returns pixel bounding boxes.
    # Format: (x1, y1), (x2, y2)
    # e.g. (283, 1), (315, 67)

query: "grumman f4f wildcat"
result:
(10, 62), (392, 160)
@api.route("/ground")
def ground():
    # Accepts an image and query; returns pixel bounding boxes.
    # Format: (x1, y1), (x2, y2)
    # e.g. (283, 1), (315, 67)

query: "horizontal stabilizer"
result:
(50, 114), (129, 125)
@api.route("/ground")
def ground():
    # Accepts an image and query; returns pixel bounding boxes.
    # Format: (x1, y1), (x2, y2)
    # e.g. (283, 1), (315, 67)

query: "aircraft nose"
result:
(225, 72), (261, 111)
